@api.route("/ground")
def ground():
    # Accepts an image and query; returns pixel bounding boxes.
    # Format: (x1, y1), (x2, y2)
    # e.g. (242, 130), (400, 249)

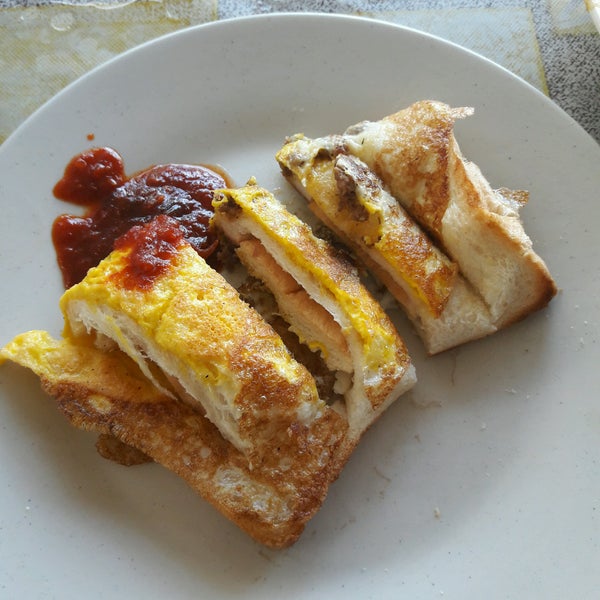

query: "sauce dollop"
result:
(113, 215), (185, 290)
(52, 147), (227, 288)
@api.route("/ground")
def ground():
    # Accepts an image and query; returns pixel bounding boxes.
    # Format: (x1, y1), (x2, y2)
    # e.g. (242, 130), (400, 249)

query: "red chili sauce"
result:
(112, 215), (185, 290)
(52, 147), (228, 288)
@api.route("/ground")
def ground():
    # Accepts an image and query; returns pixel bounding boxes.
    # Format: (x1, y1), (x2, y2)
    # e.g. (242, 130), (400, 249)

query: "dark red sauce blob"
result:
(53, 147), (125, 205)
(112, 215), (184, 290)
(52, 147), (227, 288)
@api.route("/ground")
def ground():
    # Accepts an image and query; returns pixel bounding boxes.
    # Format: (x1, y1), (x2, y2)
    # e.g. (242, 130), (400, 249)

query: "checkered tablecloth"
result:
(1, 0), (599, 145)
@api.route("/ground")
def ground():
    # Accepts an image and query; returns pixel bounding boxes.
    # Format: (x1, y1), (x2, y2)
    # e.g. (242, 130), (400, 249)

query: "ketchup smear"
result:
(52, 147), (227, 289)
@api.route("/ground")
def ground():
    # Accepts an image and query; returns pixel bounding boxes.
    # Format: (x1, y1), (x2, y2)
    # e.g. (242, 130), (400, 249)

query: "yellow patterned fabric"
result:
(0, 0), (599, 144)
(0, 1), (217, 144)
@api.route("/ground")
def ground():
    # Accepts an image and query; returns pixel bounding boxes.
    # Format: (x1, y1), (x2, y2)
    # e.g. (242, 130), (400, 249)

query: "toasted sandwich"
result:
(276, 100), (557, 353)
(212, 180), (416, 447)
(1, 193), (416, 547)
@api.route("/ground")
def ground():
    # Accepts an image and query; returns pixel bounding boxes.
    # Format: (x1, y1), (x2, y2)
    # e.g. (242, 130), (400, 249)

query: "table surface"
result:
(1, 0), (599, 146)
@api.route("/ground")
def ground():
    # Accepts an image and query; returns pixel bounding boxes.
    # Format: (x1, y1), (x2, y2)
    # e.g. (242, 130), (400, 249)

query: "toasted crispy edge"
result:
(212, 183), (416, 436)
(1, 331), (348, 549)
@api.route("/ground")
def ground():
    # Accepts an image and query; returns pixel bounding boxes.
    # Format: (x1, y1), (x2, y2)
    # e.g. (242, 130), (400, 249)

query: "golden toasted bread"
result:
(341, 100), (557, 328)
(0, 330), (346, 548)
(277, 136), (496, 354)
(277, 100), (557, 353)
(59, 219), (335, 467)
(212, 182), (416, 445)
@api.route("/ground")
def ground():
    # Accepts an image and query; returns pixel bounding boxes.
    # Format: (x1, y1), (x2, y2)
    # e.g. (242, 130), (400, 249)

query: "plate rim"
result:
(2, 11), (597, 155)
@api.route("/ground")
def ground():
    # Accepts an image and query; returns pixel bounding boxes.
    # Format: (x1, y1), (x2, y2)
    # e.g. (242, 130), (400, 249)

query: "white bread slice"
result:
(342, 100), (557, 327)
(212, 182), (416, 445)
(59, 217), (338, 467)
(276, 135), (497, 354)
(0, 330), (346, 548)
(0, 188), (417, 547)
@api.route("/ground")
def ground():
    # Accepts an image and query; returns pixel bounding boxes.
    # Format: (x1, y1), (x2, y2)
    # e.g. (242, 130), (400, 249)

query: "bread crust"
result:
(343, 100), (557, 328)
(59, 233), (341, 471)
(212, 182), (416, 441)
(277, 100), (557, 353)
(0, 331), (346, 548)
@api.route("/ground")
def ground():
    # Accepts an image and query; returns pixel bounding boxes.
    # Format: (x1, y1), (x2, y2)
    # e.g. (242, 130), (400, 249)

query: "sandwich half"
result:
(57, 216), (343, 469)
(212, 181), (416, 451)
(276, 100), (557, 353)
(0, 329), (346, 548)
(277, 135), (497, 354)
(2, 216), (348, 547)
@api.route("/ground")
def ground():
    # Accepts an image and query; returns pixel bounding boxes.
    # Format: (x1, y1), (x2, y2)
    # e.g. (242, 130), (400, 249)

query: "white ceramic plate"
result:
(1, 13), (599, 599)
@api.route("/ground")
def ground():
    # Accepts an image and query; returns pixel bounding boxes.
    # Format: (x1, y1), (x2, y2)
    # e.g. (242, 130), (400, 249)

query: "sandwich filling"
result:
(59, 217), (332, 464)
(276, 100), (557, 353)
(212, 182), (416, 441)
